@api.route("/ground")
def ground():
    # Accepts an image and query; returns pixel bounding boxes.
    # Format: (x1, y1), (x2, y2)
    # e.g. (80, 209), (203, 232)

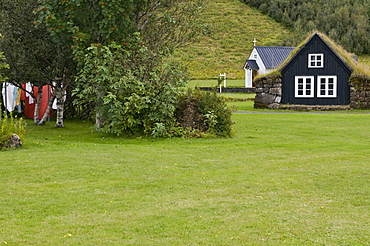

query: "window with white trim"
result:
(317, 76), (337, 97)
(308, 54), (324, 68)
(295, 76), (314, 98)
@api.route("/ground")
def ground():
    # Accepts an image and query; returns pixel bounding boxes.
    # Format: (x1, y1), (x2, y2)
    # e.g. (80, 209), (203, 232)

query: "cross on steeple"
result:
(253, 38), (257, 46)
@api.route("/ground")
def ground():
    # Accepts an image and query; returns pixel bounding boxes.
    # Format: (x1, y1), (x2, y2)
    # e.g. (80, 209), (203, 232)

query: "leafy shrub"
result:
(175, 89), (233, 137)
(0, 112), (26, 149)
(74, 43), (188, 137)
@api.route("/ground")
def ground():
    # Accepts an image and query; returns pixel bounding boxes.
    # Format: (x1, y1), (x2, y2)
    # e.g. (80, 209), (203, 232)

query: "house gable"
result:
(280, 33), (353, 105)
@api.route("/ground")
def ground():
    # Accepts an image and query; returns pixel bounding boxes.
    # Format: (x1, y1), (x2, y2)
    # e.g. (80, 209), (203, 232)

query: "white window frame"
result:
(295, 76), (315, 98)
(317, 76), (337, 98)
(308, 54), (324, 68)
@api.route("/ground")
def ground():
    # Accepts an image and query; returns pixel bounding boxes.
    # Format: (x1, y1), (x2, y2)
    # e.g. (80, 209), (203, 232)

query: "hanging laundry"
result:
(26, 82), (34, 104)
(39, 85), (53, 118)
(15, 88), (22, 113)
(22, 84), (53, 119)
(1, 82), (16, 112)
(22, 83), (34, 119)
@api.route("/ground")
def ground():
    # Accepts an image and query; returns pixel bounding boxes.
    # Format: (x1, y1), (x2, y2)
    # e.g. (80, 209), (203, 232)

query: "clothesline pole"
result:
(4, 82), (7, 113)
(48, 85), (50, 124)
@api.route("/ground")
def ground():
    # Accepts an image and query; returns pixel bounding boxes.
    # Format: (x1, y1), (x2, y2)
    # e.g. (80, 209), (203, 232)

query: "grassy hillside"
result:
(172, 0), (294, 80)
(173, 0), (370, 80)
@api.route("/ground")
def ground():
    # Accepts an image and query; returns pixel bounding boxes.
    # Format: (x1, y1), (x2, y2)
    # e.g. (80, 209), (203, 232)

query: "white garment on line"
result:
(2, 82), (16, 112)
(25, 82), (34, 104)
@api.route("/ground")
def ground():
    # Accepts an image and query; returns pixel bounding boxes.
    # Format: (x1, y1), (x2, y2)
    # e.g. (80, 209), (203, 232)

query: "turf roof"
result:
(257, 32), (370, 80)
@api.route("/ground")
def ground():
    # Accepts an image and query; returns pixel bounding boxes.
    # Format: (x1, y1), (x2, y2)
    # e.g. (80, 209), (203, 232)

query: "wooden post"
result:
(219, 73), (227, 88)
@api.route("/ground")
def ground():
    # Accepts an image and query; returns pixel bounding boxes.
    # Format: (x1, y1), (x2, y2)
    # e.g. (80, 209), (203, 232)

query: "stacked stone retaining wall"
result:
(254, 76), (282, 109)
(349, 77), (370, 109)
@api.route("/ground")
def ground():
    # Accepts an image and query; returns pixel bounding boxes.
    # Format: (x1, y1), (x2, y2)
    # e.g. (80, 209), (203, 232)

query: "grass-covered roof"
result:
(256, 32), (370, 81)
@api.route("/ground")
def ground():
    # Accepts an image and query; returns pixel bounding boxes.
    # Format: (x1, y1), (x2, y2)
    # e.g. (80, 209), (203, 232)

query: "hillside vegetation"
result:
(241, 0), (370, 55)
(174, 0), (370, 80)
(172, 0), (294, 79)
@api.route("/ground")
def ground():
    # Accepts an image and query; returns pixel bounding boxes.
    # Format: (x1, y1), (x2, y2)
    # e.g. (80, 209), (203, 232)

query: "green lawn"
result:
(1, 113), (370, 245)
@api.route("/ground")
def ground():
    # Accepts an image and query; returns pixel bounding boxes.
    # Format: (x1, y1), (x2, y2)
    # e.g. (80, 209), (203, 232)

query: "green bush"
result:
(74, 43), (188, 137)
(175, 89), (234, 137)
(0, 112), (26, 149)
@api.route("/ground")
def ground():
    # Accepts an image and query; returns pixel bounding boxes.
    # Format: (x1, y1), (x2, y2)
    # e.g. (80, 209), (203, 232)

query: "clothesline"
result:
(1, 82), (62, 119)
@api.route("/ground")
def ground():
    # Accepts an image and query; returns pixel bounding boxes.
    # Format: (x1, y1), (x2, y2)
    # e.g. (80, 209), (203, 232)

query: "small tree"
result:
(0, 0), (76, 127)
(37, 0), (207, 135)
(74, 42), (188, 135)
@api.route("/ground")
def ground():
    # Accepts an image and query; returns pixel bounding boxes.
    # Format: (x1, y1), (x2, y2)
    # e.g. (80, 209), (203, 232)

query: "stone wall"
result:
(254, 76), (282, 109)
(349, 76), (370, 109)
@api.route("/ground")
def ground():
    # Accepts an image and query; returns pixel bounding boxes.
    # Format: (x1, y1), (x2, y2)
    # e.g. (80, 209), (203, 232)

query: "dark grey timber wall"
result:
(254, 75), (370, 110)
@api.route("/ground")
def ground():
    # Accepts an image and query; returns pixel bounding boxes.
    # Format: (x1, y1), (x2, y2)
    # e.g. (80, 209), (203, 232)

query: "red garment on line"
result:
(21, 84), (27, 101)
(22, 85), (53, 119)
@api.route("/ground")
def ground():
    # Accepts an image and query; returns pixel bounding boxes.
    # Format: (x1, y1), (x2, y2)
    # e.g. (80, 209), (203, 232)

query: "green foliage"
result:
(0, 34), (9, 82)
(0, 0), (74, 86)
(35, 0), (134, 65)
(74, 42), (187, 136)
(0, 0), (76, 127)
(0, 112), (25, 149)
(36, 0), (207, 66)
(37, 0), (206, 136)
(175, 89), (233, 137)
(240, 0), (370, 54)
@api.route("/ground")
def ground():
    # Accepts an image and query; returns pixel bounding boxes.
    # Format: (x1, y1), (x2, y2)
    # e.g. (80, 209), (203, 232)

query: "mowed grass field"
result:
(1, 111), (370, 245)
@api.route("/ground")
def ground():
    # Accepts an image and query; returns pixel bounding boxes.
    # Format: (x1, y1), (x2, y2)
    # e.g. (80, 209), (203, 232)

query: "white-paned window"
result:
(317, 76), (337, 97)
(308, 54), (324, 68)
(295, 76), (314, 98)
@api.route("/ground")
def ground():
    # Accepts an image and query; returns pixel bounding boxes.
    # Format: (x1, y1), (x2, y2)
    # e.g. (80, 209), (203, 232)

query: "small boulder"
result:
(5, 134), (22, 148)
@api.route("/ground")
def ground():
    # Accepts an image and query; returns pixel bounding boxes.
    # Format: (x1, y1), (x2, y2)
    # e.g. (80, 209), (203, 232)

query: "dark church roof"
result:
(254, 46), (295, 69)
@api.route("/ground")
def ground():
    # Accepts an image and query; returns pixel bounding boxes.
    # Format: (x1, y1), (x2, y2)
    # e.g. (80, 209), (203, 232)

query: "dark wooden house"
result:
(281, 33), (352, 105)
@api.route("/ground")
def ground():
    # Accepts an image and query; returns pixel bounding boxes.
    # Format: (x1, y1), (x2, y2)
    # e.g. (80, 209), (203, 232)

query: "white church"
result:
(243, 39), (295, 87)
